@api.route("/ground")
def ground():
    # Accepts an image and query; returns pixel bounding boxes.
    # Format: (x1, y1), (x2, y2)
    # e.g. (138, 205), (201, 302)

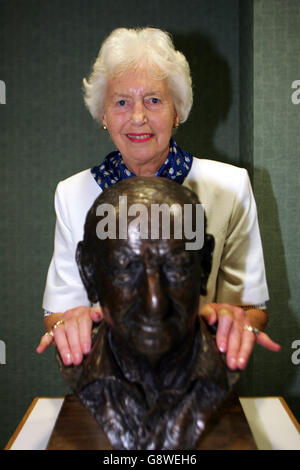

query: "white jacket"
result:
(43, 158), (269, 313)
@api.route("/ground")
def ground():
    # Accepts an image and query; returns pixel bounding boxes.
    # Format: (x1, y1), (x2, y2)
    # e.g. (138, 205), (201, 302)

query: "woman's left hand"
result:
(200, 303), (281, 370)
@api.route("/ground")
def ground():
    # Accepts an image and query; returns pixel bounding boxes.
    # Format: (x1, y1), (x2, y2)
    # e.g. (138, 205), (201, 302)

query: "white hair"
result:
(83, 27), (193, 124)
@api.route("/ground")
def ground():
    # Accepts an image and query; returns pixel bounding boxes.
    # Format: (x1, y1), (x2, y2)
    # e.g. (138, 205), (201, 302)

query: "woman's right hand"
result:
(36, 306), (103, 366)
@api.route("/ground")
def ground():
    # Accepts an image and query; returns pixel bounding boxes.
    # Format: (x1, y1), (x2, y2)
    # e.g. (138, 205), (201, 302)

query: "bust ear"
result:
(76, 241), (99, 304)
(199, 234), (215, 296)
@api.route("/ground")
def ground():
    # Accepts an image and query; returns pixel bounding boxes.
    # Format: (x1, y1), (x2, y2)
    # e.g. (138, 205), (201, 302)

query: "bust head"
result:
(76, 176), (214, 366)
(58, 177), (237, 450)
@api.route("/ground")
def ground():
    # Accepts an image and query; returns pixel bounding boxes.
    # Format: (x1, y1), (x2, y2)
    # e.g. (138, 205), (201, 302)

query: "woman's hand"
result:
(200, 303), (281, 370)
(36, 306), (103, 366)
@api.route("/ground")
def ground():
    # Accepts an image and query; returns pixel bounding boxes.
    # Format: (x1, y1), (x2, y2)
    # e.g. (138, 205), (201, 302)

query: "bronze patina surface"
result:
(56, 177), (239, 450)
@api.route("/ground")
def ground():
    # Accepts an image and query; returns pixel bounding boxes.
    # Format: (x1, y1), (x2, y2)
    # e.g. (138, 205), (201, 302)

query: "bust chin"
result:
(57, 318), (238, 450)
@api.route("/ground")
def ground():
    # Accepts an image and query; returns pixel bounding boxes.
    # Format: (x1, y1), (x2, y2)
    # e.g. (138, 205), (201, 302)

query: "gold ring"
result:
(243, 324), (261, 337)
(44, 330), (54, 338)
(52, 320), (65, 331)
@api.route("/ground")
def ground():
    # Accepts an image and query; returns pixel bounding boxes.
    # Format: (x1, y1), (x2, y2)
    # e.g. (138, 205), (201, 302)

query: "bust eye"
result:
(163, 262), (189, 284)
(113, 260), (144, 286)
(162, 254), (194, 284)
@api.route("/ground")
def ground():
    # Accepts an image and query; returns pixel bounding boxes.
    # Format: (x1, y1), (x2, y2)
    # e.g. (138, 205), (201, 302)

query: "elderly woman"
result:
(37, 27), (280, 370)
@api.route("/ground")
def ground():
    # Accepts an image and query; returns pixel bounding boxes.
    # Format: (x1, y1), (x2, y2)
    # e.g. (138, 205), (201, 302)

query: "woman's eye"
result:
(149, 97), (161, 105)
(144, 97), (161, 107)
(117, 99), (127, 106)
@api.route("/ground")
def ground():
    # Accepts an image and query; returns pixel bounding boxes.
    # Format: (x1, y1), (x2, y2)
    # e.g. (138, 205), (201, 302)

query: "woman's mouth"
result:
(126, 133), (153, 143)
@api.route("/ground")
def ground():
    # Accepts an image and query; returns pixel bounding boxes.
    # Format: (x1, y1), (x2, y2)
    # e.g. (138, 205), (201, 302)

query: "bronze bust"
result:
(57, 177), (238, 450)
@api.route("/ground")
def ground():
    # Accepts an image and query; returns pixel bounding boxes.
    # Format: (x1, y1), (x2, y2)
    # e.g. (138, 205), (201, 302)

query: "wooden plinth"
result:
(46, 394), (256, 450)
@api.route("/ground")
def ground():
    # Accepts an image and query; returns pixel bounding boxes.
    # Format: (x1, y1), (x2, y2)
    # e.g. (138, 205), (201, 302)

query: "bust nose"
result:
(145, 267), (169, 320)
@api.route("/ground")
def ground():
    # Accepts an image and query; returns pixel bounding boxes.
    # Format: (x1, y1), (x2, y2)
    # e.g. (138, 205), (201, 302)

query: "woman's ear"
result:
(173, 112), (180, 128)
(101, 113), (107, 130)
(76, 241), (99, 304)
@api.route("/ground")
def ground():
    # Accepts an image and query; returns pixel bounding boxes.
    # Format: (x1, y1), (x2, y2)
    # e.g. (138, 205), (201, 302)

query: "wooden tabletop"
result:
(5, 395), (300, 450)
(46, 393), (257, 450)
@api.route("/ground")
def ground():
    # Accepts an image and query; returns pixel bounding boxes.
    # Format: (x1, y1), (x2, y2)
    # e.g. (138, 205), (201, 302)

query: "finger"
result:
(226, 321), (243, 369)
(36, 333), (54, 354)
(64, 320), (84, 365)
(78, 315), (93, 355)
(200, 303), (218, 325)
(90, 306), (103, 323)
(217, 306), (235, 319)
(256, 332), (281, 351)
(215, 312), (233, 354)
(53, 325), (73, 366)
(236, 330), (256, 369)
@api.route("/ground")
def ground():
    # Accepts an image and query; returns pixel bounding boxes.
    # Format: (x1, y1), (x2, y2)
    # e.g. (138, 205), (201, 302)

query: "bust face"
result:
(94, 232), (202, 365)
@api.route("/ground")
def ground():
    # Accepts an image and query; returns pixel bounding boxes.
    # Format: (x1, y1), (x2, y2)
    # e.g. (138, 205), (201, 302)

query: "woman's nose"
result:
(131, 101), (147, 125)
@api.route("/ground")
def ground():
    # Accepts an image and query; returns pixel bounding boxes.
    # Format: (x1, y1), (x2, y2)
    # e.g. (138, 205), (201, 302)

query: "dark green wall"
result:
(251, 0), (300, 418)
(0, 0), (299, 449)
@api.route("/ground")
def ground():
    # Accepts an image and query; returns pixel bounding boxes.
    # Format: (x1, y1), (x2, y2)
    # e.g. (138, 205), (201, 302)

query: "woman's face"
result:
(102, 68), (179, 175)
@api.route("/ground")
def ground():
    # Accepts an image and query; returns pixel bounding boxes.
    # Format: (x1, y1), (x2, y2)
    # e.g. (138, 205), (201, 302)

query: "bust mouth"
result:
(129, 318), (168, 333)
(122, 301), (184, 338)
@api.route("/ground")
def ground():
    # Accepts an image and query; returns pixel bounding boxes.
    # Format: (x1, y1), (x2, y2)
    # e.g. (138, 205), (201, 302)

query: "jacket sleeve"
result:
(215, 169), (269, 306)
(42, 182), (90, 313)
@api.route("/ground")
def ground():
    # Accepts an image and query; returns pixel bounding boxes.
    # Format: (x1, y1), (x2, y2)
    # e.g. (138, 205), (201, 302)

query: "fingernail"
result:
(64, 353), (72, 365)
(74, 352), (82, 363)
(229, 357), (237, 369)
(238, 357), (246, 367)
(83, 343), (90, 354)
(219, 343), (226, 353)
